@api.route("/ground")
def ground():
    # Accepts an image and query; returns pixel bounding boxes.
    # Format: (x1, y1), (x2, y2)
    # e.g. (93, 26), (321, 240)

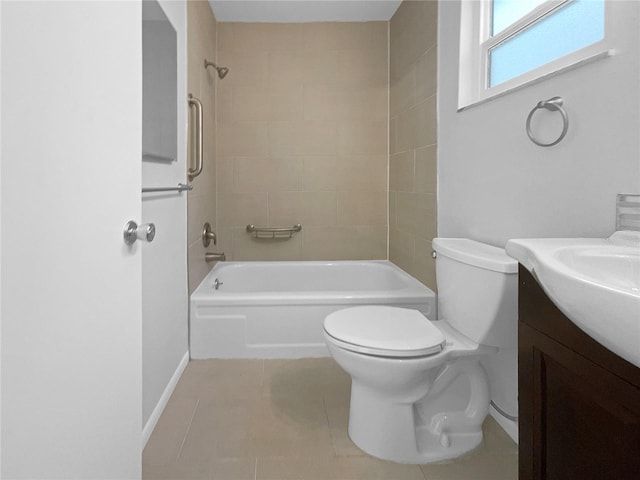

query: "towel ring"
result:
(526, 96), (568, 147)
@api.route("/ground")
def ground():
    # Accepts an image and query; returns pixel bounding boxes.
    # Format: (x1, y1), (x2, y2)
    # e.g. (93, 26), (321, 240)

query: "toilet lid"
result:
(324, 306), (446, 357)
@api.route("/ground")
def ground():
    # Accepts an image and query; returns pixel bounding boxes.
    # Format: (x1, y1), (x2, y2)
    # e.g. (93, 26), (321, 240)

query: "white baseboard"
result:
(489, 405), (519, 444)
(142, 351), (189, 448)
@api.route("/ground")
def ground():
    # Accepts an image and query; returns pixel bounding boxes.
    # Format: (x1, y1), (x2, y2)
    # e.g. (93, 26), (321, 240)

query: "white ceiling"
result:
(208, 0), (403, 23)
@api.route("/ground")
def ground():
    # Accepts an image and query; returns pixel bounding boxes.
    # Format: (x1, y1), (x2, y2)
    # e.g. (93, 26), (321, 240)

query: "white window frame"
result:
(458, 0), (613, 110)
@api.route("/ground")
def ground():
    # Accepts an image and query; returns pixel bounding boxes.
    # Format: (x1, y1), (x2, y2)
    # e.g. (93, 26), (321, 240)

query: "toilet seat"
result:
(324, 306), (446, 358)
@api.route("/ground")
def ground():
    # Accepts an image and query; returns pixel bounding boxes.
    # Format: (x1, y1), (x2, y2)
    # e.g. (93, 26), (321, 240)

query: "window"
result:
(458, 0), (610, 109)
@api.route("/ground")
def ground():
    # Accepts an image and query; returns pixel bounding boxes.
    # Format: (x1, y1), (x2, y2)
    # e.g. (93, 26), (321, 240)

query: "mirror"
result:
(142, 0), (177, 162)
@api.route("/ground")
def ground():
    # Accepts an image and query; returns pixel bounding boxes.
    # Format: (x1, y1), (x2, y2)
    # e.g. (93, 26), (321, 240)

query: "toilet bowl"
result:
(323, 238), (518, 464)
(324, 306), (494, 463)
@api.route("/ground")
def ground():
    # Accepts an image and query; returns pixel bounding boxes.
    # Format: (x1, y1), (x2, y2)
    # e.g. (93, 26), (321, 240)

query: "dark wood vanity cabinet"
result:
(518, 266), (640, 480)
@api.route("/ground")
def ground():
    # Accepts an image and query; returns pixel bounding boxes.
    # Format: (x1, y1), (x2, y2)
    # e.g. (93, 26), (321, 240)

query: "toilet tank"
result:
(433, 238), (518, 348)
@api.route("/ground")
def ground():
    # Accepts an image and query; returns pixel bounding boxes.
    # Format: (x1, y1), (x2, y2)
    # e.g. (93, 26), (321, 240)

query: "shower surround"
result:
(187, 0), (218, 293)
(215, 22), (389, 263)
(389, 1), (438, 290)
(187, 6), (440, 293)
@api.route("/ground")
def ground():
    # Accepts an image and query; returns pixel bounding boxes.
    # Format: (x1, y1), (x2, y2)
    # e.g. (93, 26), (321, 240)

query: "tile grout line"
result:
(176, 398), (200, 460)
(321, 395), (340, 457)
(253, 457), (258, 480)
(321, 395), (331, 429)
(420, 463), (429, 480)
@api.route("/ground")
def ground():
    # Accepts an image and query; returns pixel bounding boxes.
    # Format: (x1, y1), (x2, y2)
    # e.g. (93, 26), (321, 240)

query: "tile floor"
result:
(143, 358), (518, 480)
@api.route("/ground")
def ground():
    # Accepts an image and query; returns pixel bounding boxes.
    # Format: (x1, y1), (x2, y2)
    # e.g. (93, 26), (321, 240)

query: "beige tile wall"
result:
(216, 22), (388, 261)
(187, 1), (217, 293)
(389, 1), (438, 290)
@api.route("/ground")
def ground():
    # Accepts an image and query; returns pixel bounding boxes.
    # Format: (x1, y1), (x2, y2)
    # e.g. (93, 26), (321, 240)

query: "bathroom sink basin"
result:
(506, 231), (640, 368)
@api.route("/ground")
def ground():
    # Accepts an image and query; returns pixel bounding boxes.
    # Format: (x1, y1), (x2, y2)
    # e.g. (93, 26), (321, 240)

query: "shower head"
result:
(204, 59), (229, 79)
(217, 66), (229, 79)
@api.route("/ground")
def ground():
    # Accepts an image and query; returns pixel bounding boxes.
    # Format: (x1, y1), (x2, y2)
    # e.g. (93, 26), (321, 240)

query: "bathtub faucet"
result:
(205, 252), (226, 263)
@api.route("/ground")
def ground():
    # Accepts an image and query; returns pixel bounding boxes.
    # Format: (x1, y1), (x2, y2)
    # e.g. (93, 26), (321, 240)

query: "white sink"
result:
(506, 231), (640, 368)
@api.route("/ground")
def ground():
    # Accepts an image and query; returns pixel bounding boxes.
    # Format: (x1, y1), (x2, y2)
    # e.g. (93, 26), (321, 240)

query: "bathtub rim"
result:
(191, 260), (435, 307)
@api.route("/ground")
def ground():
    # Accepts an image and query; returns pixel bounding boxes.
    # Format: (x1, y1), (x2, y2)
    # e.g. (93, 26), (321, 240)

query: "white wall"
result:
(1, 1), (142, 477)
(438, 0), (640, 441)
(438, 1), (640, 247)
(141, 0), (189, 441)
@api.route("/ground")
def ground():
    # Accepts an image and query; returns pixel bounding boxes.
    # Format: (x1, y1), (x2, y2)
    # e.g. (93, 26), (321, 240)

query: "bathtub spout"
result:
(205, 252), (226, 262)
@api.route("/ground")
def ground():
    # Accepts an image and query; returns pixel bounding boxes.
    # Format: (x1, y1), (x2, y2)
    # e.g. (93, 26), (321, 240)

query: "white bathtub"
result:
(190, 260), (436, 359)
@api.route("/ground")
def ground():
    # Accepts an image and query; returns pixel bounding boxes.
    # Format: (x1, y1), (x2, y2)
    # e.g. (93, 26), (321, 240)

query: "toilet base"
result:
(414, 426), (483, 463)
(348, 395), (484, 463)
(347, 360), (490, 464)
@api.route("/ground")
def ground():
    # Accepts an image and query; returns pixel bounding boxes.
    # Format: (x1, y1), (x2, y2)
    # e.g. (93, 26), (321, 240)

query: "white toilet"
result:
(323, 238), (518, 464)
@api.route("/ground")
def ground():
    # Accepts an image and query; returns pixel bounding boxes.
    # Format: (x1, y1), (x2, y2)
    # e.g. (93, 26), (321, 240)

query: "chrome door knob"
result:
(124, 220), (156, 245)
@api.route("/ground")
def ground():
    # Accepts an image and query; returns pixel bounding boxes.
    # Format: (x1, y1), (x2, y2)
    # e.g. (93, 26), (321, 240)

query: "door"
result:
(1, 2), (142, 478)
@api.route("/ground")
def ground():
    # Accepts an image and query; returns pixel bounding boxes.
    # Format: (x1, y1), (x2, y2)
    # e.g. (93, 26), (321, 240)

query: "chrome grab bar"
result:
(188, 94), (203, 180)
(142, 183), (193, 193)
(246, 224), (302, 239)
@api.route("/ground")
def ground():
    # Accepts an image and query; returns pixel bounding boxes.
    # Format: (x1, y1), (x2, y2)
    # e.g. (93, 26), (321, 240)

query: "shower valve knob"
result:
(123, 221), (156, 245)
(202, 222), (217, 247)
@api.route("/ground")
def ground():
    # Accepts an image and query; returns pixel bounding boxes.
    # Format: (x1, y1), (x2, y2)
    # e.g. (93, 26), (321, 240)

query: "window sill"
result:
(457, 48), (614, 113)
